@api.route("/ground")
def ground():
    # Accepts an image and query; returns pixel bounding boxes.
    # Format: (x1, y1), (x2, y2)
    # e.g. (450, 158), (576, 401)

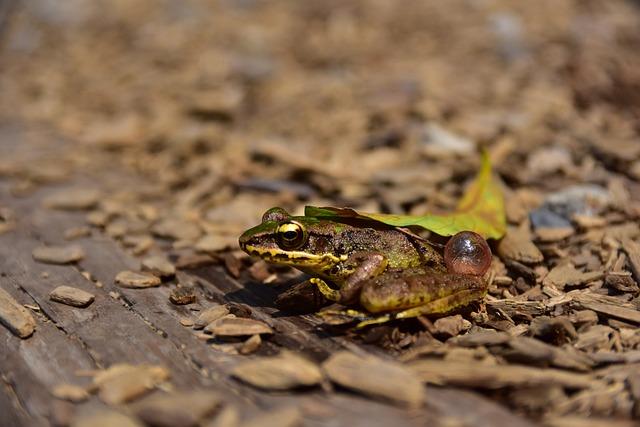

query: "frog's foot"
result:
(309, 278), (341, 302)
(317, 307), (392, 328)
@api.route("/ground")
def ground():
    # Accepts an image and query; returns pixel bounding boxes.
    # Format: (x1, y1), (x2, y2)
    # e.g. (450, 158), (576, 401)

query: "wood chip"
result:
(0, 221), (15, 235)
(485, 299), (548, 317)
(43, 188), (100, 210)
(205, 406), (239, 427)
(449, 329), (512, 347)
(194, 305), (230, 329)
(0, 287), (36, 338)
(179, 318), (194, 327)
(240, 407), (301, 427)
(64, 226), (91, 240)
(152, 218), (201, 242)
(50, 400), (75, 427)
(535, 227), (575, 242)
(115, 271), (161, 289)
(32, 245), (85, 264)
(52, 383), (90, 402)
(70, 407), (143, 427)
(174, 253), (216, 269)
(131, 390), (222, 427)
(604, 274), (638, 293)
(322, 351), (425, 407)
(408, 360), (593, 389)
(169, 287), (196, 305)
(506, 336), (593, 371)
(232, 352), (322, 390)
(497, 227), (544, 264)
(621, 238), (640, 284)
(86, 210), (111, 227)
(141, 255), (176, 277)
(93, 364), (170, 405)
(239, 334), (262, 355)
(222, 252), (243, 278)
(205, 317), (273, 337)
(529, 316), (578, 344)
(572, 214), (607, 229)
(49, 286), (95, 308)
(432, 315), (471, 337)
(570, 292), (640, 325)
(543, 264), (604, 289)
(195, 234), (237, 253)
(543, 416), (639, 427)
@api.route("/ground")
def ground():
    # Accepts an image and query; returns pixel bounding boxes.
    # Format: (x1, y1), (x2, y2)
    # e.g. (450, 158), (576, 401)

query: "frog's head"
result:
(239, 207), (347, 271)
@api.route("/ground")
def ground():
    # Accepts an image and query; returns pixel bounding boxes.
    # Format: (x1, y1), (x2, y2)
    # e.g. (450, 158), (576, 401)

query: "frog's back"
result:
(330, 222), (444, 270)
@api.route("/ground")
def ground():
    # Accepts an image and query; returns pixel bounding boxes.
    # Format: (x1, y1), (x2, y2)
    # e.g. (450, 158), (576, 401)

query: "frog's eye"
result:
(444, 231), (492, 276)
(262, 207), (290, 223)
(276, 221), (307, 249)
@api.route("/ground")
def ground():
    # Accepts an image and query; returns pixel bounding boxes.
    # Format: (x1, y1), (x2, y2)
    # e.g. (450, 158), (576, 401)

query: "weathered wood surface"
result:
(0, 124), (538, 426)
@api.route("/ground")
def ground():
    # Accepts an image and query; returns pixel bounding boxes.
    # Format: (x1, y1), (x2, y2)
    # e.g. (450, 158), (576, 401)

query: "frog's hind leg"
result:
(393, 288), (487, 321)
(349, 288), (486, 328)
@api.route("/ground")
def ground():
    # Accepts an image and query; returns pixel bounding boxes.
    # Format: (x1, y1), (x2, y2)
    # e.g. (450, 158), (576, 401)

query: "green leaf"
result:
(305, 151), (506, 239)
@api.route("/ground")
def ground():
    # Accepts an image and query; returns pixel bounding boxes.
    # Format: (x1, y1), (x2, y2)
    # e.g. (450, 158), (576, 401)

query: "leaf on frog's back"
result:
(305, 151), (506, 239)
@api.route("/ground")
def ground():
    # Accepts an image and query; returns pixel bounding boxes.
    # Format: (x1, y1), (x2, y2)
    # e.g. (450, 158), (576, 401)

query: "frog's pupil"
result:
(283, 230), (298, 240)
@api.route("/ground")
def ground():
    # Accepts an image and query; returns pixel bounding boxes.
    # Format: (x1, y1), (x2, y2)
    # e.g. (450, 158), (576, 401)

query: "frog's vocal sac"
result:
(239, 207), (492, 326)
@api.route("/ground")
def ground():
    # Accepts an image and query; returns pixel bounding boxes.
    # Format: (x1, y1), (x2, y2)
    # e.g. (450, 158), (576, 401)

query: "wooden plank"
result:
(0, 123), (540, 427)
(0, 374), (33, 427)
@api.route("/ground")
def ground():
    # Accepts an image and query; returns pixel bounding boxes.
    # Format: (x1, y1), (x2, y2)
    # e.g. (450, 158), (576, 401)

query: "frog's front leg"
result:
(310, 252), (388, 304)
(309, 278), (341, 302)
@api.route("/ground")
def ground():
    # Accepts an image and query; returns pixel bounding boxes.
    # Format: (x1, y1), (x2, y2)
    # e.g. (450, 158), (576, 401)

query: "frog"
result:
(239, 207), (492, 328)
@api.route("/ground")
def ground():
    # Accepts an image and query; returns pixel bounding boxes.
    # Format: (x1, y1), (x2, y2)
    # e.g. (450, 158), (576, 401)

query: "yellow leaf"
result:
(305, 151), (506, 239)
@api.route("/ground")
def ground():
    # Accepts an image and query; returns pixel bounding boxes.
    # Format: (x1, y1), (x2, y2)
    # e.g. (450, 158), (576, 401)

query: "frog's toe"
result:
(317, 307), (370, 325)
(310, 278), (341, 302)
(355, 314), (392, 328)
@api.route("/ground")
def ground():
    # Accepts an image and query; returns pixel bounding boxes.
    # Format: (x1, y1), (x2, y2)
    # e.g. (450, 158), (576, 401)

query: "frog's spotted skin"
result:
(239, 207), (490, 327)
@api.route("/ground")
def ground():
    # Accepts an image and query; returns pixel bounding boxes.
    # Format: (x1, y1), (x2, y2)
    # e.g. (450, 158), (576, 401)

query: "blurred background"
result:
(1, 0), (639, 245)
(2, 3), (640, 423)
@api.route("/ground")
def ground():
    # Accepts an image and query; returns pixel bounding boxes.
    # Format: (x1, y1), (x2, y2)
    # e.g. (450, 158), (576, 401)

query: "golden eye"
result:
(276, 221), (307, 249)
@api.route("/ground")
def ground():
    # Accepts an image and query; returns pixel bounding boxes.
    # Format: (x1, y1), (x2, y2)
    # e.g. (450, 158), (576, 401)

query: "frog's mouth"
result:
(242, 244), (346, 268)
